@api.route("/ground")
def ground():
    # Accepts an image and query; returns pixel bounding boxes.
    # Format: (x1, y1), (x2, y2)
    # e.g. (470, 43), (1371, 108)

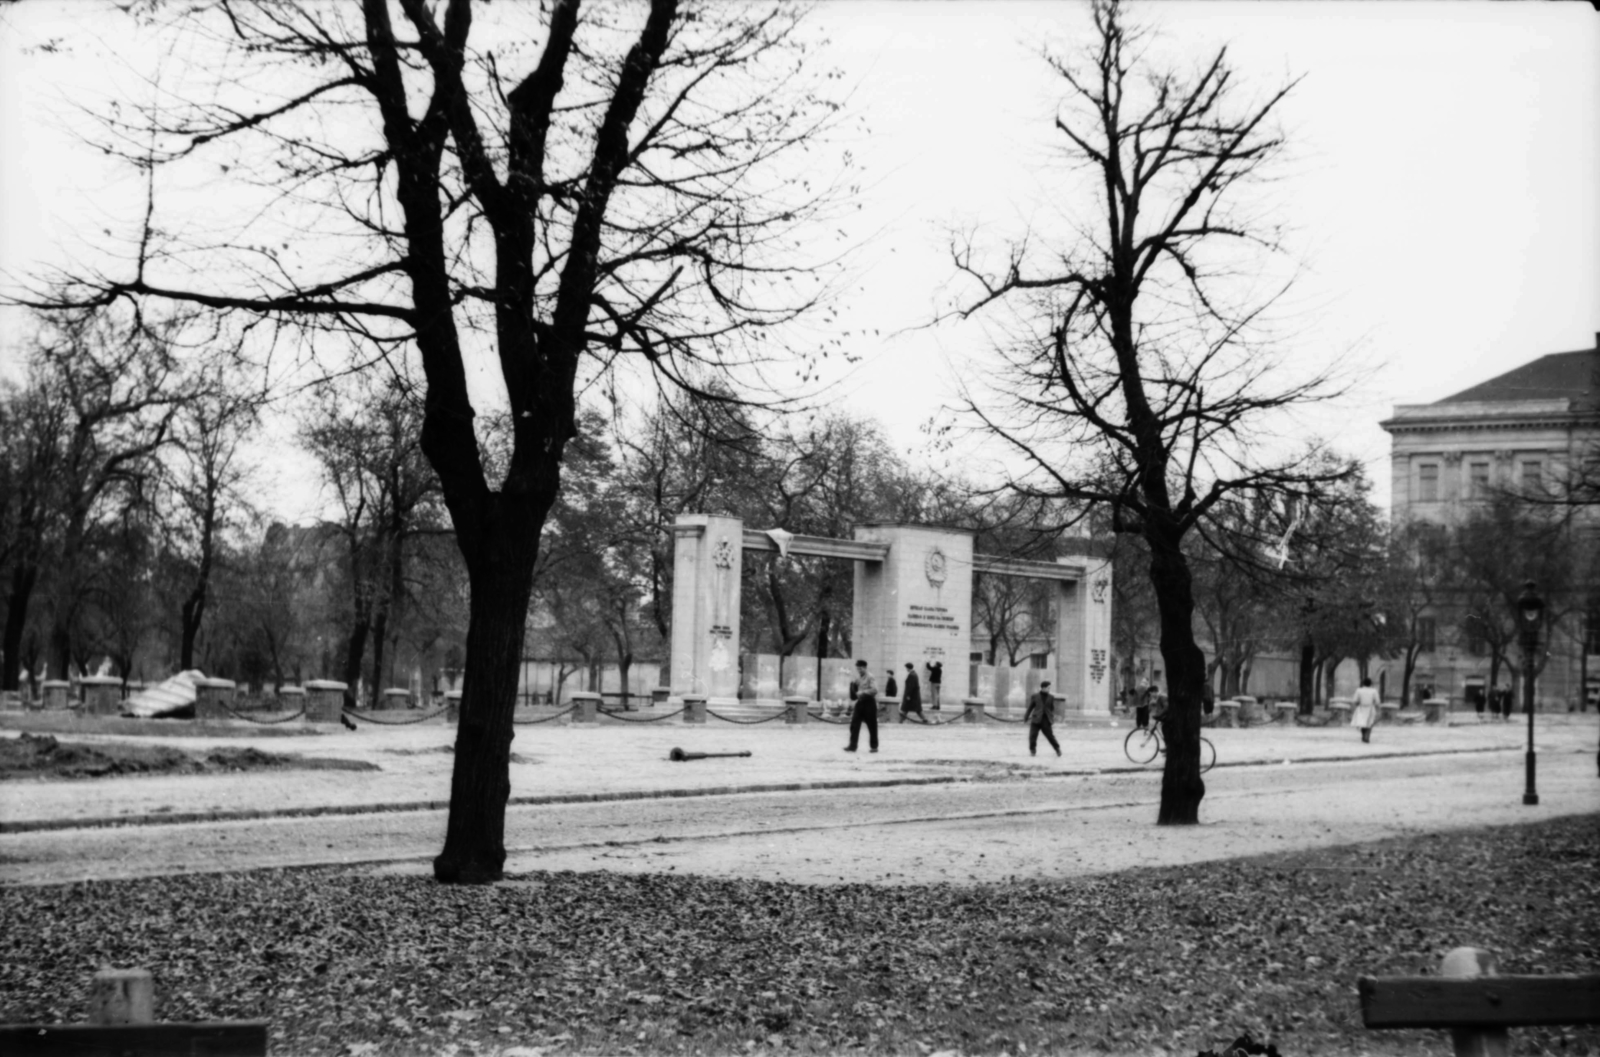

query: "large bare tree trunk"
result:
(433, 502), (541, 884)
(2, 564), (38, 690)
(1148, 534), (1207, 825)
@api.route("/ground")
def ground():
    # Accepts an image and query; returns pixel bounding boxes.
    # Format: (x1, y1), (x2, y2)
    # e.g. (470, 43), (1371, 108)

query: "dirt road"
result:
(4, 745), (1595, 886)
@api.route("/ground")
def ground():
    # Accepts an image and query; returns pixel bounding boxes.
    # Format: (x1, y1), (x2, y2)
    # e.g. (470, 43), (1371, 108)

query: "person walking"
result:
(1351, 676), (1380, 743)
(1025, 680), (1061, 757)
(845, 660), (880, 753)
(1135, 683), (1156, 730)
(927, 661), (943, 711)
(899, 663), (928, 723)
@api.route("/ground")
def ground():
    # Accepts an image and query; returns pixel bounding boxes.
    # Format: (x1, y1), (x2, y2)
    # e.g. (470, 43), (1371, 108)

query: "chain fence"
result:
(984, 712), (1029, 724)
(514, 705), (578, 725)
(214, 698), (309, 725)
(704, 708), (788, 725)
(342, 705), (449, 725)
(599, 706), (687, 723)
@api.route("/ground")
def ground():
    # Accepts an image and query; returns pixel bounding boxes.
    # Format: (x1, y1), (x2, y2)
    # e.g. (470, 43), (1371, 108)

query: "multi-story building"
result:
(1381, 335), (1600, 708)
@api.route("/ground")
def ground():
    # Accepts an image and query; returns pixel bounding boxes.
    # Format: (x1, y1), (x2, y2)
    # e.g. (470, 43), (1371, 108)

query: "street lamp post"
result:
(1515, 581), (1543, 806)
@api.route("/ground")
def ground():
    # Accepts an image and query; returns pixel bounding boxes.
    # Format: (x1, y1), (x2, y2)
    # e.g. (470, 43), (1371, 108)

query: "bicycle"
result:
(1124, 723), (1215, 772)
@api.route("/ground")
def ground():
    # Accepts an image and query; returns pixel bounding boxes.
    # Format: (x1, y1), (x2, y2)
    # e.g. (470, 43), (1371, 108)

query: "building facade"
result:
(1380, 336), (1600, 709)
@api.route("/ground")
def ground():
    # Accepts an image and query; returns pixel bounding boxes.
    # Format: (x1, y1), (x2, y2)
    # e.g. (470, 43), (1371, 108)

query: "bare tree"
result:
(14, 1), (844, 880)
(0, 374), (68, 690)
(948, 0), (1345, 823)
(24, 310), (183, 680)
(166, 368), (261, 671)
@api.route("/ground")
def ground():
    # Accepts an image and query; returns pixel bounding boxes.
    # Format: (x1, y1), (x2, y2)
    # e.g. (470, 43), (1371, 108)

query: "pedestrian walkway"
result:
(2, 712), (1595, 832)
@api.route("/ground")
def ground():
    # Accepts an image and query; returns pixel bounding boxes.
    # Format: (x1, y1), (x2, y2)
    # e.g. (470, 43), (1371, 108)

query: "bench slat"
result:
(1359, 975), (1600, 1028)
(0, 1020), (269, 1056)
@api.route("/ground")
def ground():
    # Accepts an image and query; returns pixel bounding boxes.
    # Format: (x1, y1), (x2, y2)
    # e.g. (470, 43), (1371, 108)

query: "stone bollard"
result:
(682, 694), (707, 724)
(444, 689), (463, 721)
(784, 695), (811, 724)
(651, 686), (671, 707)
(79, 674), (123, 716)
(962, 696), (987, 723)
(570, 690), (601, 723)
(194, 678), (237, 720)
(276, 685), (306, 714)
(89, 967), (155, 1026)
(303, 680), (348, 723)
(41, 679), (71, 710)
(879, 695), (898, 721)
(381, 687), (411, 711)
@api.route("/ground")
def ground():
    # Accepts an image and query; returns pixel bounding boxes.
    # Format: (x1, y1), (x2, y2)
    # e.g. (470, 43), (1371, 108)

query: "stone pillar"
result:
(79, 674), (123, 716)
(682, 693), (707, 723)
(784, 695), (810, 724)
(381, 687), (411, 710)
(304, 679), (348, 723)
(571, 690), (601, 723)
(444, 689), (463, 722)
(41, 680), (71, 710)
(1055, 554), (1115, 715)
(962, 696), (986, 723)
(669, 515), (745, 704)
(194, 677), (237, 720)
(851, 523), (974, 684)
(277, 685), (307, 714)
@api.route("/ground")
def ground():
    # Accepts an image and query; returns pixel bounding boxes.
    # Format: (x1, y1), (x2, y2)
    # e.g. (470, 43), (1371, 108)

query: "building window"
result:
(1418, 463), (1439, 502)
(1029, 652), (1050, 669)
(1469, 461), (1490, 498)
(1465, 620), (1487, 656)
(1521, 460), (1542, 492)
(1417, 617), (1436, 653)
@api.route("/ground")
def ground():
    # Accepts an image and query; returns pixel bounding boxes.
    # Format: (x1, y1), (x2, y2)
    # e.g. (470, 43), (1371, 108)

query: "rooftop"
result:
(1435, 340), (1600, 408)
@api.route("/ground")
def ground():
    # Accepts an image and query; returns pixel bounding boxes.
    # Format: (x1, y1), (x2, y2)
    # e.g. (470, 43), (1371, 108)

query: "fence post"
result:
(784, 695), (810, 724)
(303, 680), (348, 723)
(89, 968), (154, 1026)
(962, 697), (986, 723)
(682, 694), (707, 723)
(41, 679), (71, 710)
(1441, 947), (1510, 1057)
(570, 691), (601, 723)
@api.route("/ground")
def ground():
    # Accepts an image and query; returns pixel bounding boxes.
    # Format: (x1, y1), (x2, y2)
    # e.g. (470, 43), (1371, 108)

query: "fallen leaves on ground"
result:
(0, 814), (1595, 1056)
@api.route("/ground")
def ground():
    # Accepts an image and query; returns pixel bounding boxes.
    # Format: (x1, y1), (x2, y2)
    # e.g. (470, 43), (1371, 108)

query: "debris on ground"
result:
(0, 732), (378, 781)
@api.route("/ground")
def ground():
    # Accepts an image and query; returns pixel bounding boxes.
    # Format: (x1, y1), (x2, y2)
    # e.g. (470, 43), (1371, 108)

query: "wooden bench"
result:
(1360, 947), (1600, 1056)
(0, 969), (266, 1057)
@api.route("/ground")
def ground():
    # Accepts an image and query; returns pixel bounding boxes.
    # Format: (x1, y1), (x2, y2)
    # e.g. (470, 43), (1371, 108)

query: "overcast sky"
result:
(2, 1), (1596, 520)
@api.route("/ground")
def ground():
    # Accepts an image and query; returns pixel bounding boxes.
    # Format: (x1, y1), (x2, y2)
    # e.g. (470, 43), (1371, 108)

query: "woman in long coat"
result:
(1350, 677), (1381, 743)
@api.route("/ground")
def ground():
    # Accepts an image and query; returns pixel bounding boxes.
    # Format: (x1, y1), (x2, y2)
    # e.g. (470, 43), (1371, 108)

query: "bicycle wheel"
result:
(1124, 727), (1160, 765)
(1200, 736), (1216, 773)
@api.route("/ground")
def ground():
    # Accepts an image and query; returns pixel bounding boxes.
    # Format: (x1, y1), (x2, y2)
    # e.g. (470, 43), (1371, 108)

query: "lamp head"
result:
(1516, 581), (1544, 629)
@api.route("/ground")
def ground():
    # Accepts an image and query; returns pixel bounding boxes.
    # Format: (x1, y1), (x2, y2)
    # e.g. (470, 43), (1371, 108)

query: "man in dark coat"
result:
(1025, 680), (1061, 757)
(899, 662), (927, 723)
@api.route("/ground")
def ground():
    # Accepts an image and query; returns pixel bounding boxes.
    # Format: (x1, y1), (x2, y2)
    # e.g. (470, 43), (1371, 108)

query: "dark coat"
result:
(1025, 689), (1056, 724)
(902, 671), (922, 709)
